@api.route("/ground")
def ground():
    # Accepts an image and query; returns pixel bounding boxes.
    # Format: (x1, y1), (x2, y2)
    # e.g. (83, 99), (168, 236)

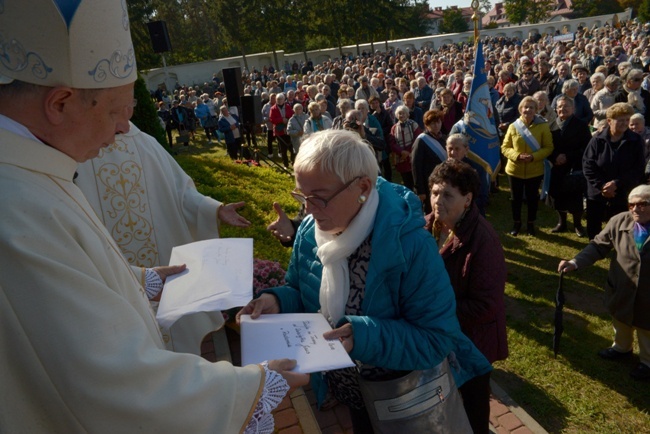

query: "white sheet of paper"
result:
(240, 313), (355, 374)
(156, 238), (253, 329)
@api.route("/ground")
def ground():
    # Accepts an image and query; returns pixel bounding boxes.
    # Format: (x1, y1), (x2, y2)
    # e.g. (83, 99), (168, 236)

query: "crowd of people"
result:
(2, 2), (649, 433)
(153, 19), (650, 391)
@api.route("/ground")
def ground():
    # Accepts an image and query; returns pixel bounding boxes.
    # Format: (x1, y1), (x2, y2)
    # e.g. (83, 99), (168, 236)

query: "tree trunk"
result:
(273, 49), (280, 72)
(240, 45), (249, 71)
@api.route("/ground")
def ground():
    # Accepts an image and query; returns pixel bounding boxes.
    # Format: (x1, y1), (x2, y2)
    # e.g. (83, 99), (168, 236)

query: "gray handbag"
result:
(358, 358), (472, 434)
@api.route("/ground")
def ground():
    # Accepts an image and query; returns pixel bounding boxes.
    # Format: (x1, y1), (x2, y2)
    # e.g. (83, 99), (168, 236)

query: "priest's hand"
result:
(267, 359), (309, 393)
(267, 202), (295, 243)
(218, 202), (251, 227)
(323, 323), (354, 353)
(150, 264), (187, 302)
(236, 293), (281, 323)
(153, 264), (187, 282)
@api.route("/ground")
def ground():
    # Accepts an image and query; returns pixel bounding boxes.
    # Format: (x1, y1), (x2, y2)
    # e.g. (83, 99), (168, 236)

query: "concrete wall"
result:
(141, 9), (632, 91)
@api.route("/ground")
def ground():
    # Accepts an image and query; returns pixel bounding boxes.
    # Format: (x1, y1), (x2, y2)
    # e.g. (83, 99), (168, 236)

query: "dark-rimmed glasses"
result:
(628, 201), (649, 211)
(291, 176), (361, 209)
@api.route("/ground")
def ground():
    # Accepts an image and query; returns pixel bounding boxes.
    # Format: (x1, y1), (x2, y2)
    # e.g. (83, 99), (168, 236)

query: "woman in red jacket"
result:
(269, 93), (295, 168)
(425, 159), (508, 434)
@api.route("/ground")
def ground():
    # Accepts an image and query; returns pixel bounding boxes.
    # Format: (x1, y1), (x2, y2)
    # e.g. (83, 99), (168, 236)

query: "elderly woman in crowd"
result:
(333, 98), (353, 130)
(425, 160), (508, 434)
(583, 103), (646, 239)
(533, 91), (556, 126)
(411, 109), (447, 213)
(558, 184), (650, 381)
(383, 88), (402, 122)
(591, 75), (622, 123)
(629, 113), (650, 163)
(440, 88), (463, 135)
(584, 72), (606, 104)
(496, 83), (522, 136)
(445, 134), (489, 216)
(547, 96), (592, 236)
(617, 69), (650, 126)
(501, 96), (554, 236)
(238, 129), (490, 433)
(390, 105), (423, 191)
(287, 103), (309, 155)
(304, 101), (333, 136)
(551, 79), (594, 125)
(218, 105), (242, 160)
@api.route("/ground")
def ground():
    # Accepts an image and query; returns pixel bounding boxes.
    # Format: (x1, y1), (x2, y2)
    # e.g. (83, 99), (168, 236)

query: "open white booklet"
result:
(240, 313), (355, 374)
(156, 238), (253, 332)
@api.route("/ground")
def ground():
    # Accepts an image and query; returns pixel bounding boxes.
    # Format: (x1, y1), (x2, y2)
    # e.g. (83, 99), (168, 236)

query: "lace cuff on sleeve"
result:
(144, 268), (163, 300)
(244, 361), (290, 434)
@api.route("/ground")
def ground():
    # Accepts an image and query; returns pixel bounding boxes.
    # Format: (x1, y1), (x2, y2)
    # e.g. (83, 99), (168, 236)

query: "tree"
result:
(439, 7), (469, 34)
(504, 0), (554, 25)
(131, 77), (168, 148)
(639, 0), (650, 21)
(571, 0), (624, 17)
(480, 0), (493, 15)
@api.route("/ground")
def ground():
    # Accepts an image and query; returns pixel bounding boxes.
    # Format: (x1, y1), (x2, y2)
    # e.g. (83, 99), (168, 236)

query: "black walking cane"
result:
(553, 270), (566, 358)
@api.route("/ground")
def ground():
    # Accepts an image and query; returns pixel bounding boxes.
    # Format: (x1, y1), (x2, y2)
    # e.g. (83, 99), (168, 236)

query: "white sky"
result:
(428, 0), (475, 9)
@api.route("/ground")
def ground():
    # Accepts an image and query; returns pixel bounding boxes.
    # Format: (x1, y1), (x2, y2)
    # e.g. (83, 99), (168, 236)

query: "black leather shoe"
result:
(630, 363), (650, 380)
(509, 222), (521, 236)
(574, 226), (586, 238)
(598, 347), (633, 360)
(551, 223), (567, 233)
(527, 223), (536, 236)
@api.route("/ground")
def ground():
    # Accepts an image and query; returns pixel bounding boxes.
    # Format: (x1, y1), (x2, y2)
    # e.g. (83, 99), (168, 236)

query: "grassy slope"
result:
(174, 134), (650, 433)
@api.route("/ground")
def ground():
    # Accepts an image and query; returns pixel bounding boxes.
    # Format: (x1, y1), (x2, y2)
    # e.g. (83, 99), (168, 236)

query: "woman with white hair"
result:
(304, 101), (333, 136)
(287, 103), (309, 154)
(617, 69), (650, 126)
(238, 129), (491, 433)
(591, 75), (622, 122)
(332, 98), (353, 130)
(584, 72), (606, 104)
(389, 105), (423, 191)
(551, 79), (594, 125)
(559, 184), (650, 381)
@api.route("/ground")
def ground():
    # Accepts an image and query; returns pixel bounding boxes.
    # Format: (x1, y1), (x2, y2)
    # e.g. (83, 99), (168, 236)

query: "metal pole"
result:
(472, 0), (480, 46)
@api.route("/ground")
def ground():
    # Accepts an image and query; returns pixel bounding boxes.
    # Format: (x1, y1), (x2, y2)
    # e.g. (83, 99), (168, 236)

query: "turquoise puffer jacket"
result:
(264, 178), (491, 405)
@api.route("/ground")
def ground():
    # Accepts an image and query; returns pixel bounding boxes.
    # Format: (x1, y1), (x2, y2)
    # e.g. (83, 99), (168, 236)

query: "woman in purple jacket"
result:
(425, 159), (508, 434)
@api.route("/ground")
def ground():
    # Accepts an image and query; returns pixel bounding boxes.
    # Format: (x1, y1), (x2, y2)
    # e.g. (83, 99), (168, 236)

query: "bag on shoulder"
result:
(358, 358), (472, 434)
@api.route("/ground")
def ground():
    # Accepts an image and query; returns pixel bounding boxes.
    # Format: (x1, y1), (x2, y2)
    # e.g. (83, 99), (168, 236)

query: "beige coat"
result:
(574, 212), (650, 330)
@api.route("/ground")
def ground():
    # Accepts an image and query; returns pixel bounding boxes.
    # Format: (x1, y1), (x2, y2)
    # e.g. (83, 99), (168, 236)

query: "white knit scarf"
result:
(316, 187), (379, 326)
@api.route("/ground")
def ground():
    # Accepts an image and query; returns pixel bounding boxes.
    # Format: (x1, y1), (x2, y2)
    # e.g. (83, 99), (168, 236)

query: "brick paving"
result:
(201, 329), (548, 434)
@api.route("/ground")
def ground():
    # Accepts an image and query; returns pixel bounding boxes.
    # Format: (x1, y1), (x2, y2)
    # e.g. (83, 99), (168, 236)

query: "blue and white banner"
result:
(464, 42), (501, 179)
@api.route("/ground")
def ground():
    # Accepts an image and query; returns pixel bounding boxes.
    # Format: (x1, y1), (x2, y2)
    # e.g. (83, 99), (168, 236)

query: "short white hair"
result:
(395, 105), (410, 117)
(629, 184), (650, 201)
(630, 113), (645, 124)
(294, 129), (378, 186)
(354, 99), (369, 110)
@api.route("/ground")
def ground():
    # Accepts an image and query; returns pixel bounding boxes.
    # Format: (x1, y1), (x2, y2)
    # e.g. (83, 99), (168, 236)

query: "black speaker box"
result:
(147, 21), (172, 53)
(241, 95), (263, 125)
(222, 67), (243, 108)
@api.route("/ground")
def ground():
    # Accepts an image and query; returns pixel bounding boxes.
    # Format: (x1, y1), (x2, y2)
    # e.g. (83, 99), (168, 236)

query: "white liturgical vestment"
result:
(76, 123), (228, 354)
(0, 126), (263, 433)
(76, 122), (222, 268)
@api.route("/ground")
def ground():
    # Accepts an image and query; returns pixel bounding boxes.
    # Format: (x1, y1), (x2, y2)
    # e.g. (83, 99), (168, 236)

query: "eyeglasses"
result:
(628, 201), (649, 211)
(291, 176), (361, 209)
(631, 77), (643, 82)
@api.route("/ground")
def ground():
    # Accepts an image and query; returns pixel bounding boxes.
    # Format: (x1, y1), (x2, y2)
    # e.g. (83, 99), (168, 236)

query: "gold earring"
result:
(358, 195), (367, 204)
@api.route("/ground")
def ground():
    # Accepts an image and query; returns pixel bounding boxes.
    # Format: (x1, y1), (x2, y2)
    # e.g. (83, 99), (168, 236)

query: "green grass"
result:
(174, 130), (650, 433)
